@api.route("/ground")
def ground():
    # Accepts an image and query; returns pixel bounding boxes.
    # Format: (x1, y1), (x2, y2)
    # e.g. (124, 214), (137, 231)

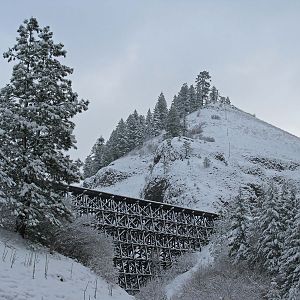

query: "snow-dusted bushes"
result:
(211, 114), (221, 120)
(199, 135), (215, 142)
(28, 216), (118, 283)
(136, 252), (197, 300)
(174, 257), (267, 300)
(136, 278), (168, 300)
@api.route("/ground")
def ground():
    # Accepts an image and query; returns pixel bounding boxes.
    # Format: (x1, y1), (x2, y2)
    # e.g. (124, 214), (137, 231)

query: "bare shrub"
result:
(199, 136), (215, 142)
(211, 114), (221, 120)
(189, 124), (204, 135)
(203, 157), (211, 168)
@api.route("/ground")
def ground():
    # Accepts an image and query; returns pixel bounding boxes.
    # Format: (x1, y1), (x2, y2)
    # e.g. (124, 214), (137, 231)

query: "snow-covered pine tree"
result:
(126, 110), (144, 150)
(83, 154), (94, 179)
(165, 104), (181, 138)
(103, 128), (117, 164)
(209, 86), (219, 104)
(256, 184), (283, 274)
(188, 85), (197, 113)
(83, 136), (106, 178)
(176, 83), (190, 118)
(145, 108), (154, 139)
(278, 190), (300, 298)
(228, 189), (250, 263)
(139, 114), (146, 141)
(114, 118), (129, 158)
(153, 92), (168, 135)
(195, 71), (211, 108)
(91, 136), (106, 172)
(177, 83), (190, 136)
(0, 18), (88, 237)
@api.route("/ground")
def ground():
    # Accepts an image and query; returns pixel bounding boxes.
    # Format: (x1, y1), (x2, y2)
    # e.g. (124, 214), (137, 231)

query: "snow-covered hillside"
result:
(84, 104), (300, 213)
(0, 228), (133, 300)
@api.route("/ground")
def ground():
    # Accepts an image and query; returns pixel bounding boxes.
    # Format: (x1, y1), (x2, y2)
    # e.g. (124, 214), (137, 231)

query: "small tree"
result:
(153, 92), (168, 135)
(0, 18), (88, 237)
(209, 86), (219, 104)
(165, 104), (181, 138)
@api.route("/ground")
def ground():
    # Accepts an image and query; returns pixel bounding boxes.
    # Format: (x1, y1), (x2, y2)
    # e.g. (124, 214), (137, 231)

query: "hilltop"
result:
(83, 103), (300, 212)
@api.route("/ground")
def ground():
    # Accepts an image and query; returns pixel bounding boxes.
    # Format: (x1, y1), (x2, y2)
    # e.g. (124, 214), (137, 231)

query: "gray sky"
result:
(1, 0), (299, 160)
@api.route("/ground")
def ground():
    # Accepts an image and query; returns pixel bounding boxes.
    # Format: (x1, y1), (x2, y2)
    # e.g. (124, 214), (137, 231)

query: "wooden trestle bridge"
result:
(66, 185), (218, 294)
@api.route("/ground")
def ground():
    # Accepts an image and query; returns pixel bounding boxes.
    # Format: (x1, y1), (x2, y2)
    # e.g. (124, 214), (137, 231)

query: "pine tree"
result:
(0, 18), (88, 237)
(92, 137), (106, 171)
(209, 86), (219, 104)
(256, 184), (283, 274)
(126, 110), (144, 150)
(279, 197), (300, 297)
(83, 154), (94, 179)
(153, 92), (168, 135)
(165, 104), (181, 138)
(145, 109), (154, 139)
(83, 136), (106, 179)
(176, 83), (190, 118)
(188, 85), (197, 112)
(195, 71), (211, 108)
(228, 189), (249, 263)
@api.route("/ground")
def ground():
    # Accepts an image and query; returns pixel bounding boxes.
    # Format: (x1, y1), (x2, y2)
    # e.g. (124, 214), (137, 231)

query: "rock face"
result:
(83, 104), (300, 213)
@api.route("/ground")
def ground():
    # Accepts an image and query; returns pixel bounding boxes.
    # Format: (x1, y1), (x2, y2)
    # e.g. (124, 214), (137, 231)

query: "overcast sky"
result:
(1, 0), (299, 160)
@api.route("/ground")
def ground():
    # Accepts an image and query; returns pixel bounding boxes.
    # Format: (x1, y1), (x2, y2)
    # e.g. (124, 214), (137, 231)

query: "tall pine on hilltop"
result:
(0, 18), (88, 237)
(195, 71), (211, 107)
(153, 92), (168, 135)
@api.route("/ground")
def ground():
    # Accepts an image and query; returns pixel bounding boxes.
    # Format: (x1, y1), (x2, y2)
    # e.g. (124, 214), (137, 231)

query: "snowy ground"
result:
(165, 246), (214, 300)
(84, 104), (300, 213)
(0, 228), (133, 300)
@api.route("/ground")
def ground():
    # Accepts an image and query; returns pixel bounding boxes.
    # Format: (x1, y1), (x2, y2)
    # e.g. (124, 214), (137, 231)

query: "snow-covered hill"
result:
(0, 228), (133, 300)
(84, 104), (300, 213)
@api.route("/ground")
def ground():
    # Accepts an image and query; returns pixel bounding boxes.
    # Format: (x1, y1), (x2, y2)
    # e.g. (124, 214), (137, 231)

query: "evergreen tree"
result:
(165, 104), (181, 138)
(188, 85), (197, 112)
(209, 86), (219, 104)
(126, 110), (144, 150)
(83, 154), (94, 179)
(225, 96), (231, 105)
(279, 197), (300, 297)
(256, 184), (283, 274)
(0, 18), (88, 237)
(91, 137), (106, 172)
(228, 190), (249, 263)
(145, 108), (154, 139)
(195, 71), (211, 108)
(114, 118), (129, 157)
(103, 129), (117, 164)
(153, 92), (168, 135)
(176, 83), (190, 117)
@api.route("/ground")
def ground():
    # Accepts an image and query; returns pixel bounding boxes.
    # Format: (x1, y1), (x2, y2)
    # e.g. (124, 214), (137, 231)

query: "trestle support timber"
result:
(66, 185), (218, 294)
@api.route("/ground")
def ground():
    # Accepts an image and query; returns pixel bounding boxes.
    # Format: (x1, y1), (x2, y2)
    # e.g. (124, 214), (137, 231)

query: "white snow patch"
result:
(165, 246), (214, 299)
(0, 228), (133, 300)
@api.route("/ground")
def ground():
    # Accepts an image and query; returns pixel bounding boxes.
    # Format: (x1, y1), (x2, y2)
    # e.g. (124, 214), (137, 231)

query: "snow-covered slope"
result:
(84, 104), (300, 213)
(0, 229), (133, 300)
